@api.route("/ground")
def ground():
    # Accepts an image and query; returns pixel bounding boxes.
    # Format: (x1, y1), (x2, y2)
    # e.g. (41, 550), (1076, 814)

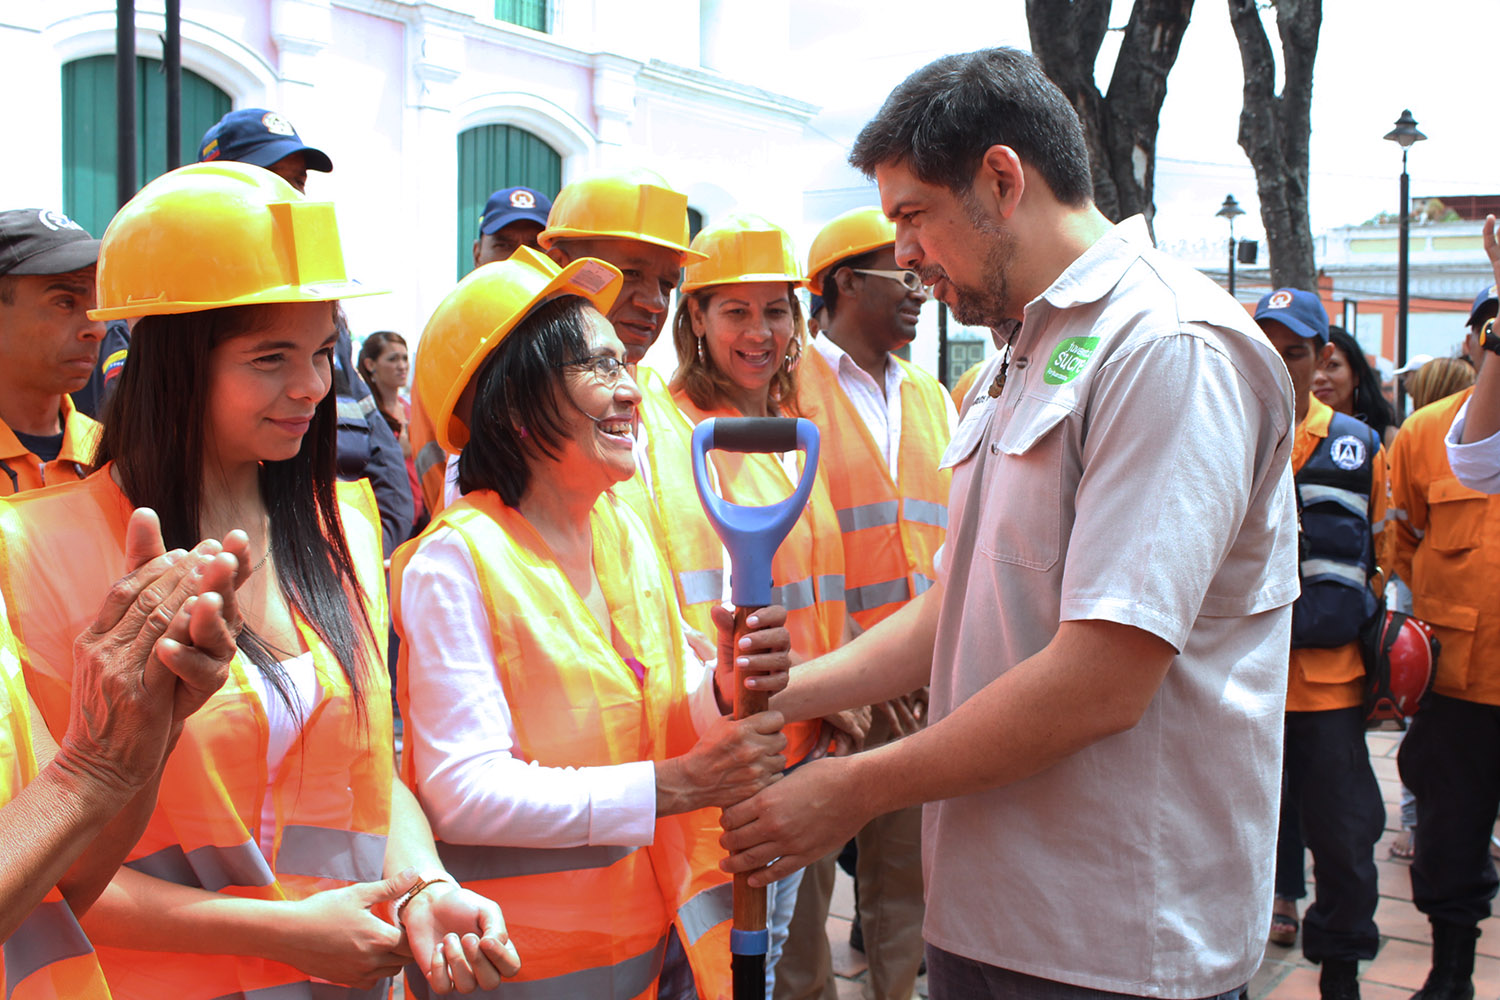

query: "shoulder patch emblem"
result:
(1329, 434), (1367, 471)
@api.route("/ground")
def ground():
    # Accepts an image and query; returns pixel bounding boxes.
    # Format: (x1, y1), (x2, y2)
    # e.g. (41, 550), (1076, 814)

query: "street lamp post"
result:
(1216, 194), (1245, 297)
(1384, 109), (1426, 420)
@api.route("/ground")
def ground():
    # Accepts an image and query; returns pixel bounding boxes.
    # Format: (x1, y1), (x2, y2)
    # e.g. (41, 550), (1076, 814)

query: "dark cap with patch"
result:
(1254, 287), (1329, 344)
(480, 187), (553, 235)
(0, 209), (100, 277)
(198, 108), (333, 173)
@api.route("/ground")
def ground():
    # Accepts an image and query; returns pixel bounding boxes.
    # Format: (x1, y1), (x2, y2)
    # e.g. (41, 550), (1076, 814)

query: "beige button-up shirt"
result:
(924, 217), (1299, 997)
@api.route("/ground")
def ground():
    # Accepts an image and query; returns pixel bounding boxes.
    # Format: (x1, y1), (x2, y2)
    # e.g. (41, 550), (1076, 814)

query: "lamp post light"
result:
(1216, 194), (1245, 298)
(1384, 108), (1426, 420)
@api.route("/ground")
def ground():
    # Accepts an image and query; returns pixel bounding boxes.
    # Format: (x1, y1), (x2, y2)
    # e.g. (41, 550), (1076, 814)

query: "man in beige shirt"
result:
(722, 47), (1298, 999)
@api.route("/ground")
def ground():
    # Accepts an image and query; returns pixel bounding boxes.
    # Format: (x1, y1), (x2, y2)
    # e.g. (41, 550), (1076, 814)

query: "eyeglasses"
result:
(850, 268), (924, 293)
(554, 354), (634, 387)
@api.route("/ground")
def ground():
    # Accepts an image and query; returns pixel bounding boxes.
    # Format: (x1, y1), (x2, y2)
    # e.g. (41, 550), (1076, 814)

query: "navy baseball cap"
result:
(808, 293), (826, 316)
(480, 187), (552, 235)
(1254, 287), (1329, 344)
(198, 109), (333, 173)
(0, 209), (99, 277)
(1466, 284), (1497, 328)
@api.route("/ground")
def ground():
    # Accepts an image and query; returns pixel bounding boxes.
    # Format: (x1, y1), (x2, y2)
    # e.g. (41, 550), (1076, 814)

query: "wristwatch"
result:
(1482, 318), (1500, 356)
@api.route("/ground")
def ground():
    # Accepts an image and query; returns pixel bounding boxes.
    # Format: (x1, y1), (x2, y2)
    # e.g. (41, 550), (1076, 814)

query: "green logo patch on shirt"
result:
(1043, 336), (1100, 385)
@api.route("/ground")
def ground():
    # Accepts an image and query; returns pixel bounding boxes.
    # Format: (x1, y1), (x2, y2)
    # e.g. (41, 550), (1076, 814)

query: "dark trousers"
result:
(1272, 706), (1384, 962)
(924, 946), (1244, 1000)
(1398, 692), (1500, 927)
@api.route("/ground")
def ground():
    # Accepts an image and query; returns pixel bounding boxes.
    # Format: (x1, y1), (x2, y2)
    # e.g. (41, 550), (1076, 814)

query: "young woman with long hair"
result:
(0, 161), (518, 999)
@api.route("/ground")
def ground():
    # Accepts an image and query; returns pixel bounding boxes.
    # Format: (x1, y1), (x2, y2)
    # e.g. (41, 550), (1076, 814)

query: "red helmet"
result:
(1365, 612), (1439, 729)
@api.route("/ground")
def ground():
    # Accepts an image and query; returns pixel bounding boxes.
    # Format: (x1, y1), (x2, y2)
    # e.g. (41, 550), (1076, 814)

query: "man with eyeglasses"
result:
(774, 207), (954, 1000)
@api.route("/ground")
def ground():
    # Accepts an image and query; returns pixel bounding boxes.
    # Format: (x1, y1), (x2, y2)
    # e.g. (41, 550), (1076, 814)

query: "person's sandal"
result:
(1268, 904), (1298, 947)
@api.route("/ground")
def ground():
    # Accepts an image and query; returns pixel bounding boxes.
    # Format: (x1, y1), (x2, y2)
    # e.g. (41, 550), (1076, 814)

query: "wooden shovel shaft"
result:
(728, 603), (769, 932)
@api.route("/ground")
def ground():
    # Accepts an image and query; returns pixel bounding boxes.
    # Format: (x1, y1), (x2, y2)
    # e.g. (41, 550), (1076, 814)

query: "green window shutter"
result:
(62, 55), (231, 238)
(456, 124), (562, 278)
(495, 0), (549, 31)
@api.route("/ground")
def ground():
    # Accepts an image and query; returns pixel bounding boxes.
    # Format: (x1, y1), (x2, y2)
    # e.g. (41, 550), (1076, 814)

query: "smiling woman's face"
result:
(539, 306), (642, 496)
(690, 282), (795, 411)
(204, 301), (336, 471)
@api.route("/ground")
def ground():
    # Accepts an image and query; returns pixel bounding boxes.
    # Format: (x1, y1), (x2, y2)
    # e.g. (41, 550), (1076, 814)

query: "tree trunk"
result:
(1027, 0), (1195, 237)
(1229, 0), (1321, 292)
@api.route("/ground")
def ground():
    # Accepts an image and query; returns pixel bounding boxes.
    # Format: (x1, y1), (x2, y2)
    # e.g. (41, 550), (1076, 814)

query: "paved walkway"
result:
(825, 729), (1500, 999)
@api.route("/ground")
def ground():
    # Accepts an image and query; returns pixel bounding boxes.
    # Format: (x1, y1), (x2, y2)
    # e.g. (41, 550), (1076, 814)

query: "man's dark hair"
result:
(458, 295), (593, 507)
(849, 47), (1093, 207)
(821, 248), (883, 320)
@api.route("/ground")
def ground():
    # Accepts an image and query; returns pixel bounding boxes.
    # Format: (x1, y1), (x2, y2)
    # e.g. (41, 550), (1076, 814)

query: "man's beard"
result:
(941, 193), (1018, 328)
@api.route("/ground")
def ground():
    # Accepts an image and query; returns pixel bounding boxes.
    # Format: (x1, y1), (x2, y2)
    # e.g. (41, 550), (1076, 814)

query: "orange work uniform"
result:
(0, 396), (98, 496)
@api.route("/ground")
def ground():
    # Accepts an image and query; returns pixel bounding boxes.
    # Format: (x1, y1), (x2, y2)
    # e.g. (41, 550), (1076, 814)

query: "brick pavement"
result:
(825, 729), (1500, 1000)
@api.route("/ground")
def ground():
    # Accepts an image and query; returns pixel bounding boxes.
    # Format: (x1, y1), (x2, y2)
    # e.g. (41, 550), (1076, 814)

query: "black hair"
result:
(1325, 325), (1396, 436)
(820, 248), (884, 320)
(849, 47), (1093, 206)
(457, 295), (593, 507)
(95, 303), (377, 718)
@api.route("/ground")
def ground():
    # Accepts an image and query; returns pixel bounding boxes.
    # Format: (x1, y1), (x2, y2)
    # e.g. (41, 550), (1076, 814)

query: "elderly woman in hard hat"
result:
(659, 214), (854, 993)
(0, 161), (520, 999)
(394, 246), (794, 1000)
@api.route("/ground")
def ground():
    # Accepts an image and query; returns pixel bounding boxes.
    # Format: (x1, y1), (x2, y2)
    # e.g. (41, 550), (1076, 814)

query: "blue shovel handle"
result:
(690, 417), (821, 609)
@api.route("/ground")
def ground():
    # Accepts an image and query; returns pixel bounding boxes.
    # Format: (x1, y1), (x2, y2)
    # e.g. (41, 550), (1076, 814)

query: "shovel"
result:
(690, 415), (821, 1000)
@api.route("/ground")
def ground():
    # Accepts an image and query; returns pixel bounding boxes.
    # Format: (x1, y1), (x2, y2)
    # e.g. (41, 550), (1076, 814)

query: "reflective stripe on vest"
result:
(677, 881), (733, 947)
(772, 576), (815, 612)
(414, 440), (446, 483)
(405, 935), (669, 1000)
(903, 498), (949, 529)
(437, 842), (640, 882)
(679, 568), (724, 607)
(1302, 558), (1369, 589)
(208, 982), (391, 999)
(4, 900), (95, 997)
(279, 825), (386, 883)
(846, 577), (911, 614)
(126, 840), (275, 891)
(1298, 482), (1366, 518)
(817, 573), (846, 605)
(837, 500), (899, 533)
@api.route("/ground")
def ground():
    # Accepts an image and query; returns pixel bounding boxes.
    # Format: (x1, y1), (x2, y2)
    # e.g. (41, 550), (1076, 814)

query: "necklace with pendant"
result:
(988, 327), (1020, 398)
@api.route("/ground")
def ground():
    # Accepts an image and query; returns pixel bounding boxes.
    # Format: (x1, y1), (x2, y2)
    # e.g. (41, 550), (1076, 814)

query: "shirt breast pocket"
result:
(1425, 476), (1487, 553)
(977, 397), (1071, 571)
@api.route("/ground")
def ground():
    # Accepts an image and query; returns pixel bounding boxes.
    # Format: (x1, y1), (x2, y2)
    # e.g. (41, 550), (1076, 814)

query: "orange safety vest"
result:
(950, 358), (987, 411)
(611, 367), (697, 553)
(0, 396), (99, 497)
(0, 598), (112, 1000)
(1286, 396), (1391, 712)
(0, 470), (393, 1000)
(798, 348), (951, 631)
(1389, 387), (1500, 704)
(408, 379), (449, 519)
(392, 489), (733, 1000)
(664, 392), (846, 764)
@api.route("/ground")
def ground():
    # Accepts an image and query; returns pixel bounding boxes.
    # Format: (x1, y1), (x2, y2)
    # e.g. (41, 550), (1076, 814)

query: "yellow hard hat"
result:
(538, 168), (707, 261)
(417, 246), (623, 454)
(805, 207), (896, 295)
(90, 161), (380, 321)
(681, 214), (803, 295)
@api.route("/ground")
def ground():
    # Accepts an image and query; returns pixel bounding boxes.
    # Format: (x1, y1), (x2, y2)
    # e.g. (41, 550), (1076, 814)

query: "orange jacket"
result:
(0, 471), (393, 1000)
(950, 358), (986, 411)
(1286, 397), (1390, 712)
(393, 489), (733, 1000)
(798, 348), (951, 631)
(0, 396), (99, 497)
(1390, 387), (1500, 704)
(665, 392), (847, 764)
(408, 379), (449, 519)
(0, 598), (112, 999)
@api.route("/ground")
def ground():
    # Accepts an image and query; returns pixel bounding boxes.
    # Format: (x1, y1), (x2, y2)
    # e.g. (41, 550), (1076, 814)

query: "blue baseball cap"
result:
(807, 293), (826, 316)
(480, 187), (552, 235)
(1466, 284), (1498, 328)
(198, 109), (333, 173)
(1254, 287), (1329, 344)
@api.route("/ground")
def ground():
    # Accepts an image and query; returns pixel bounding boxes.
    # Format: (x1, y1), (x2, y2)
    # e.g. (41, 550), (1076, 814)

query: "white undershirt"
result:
(401, 529), (723, 849)
(811, 336), (958, 479)
(1447, 397), (1500, 493)
(243, 651), (319, 860)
